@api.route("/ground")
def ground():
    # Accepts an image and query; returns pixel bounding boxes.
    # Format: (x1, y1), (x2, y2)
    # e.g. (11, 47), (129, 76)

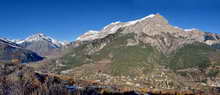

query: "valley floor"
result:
(0, 63), (219, 95)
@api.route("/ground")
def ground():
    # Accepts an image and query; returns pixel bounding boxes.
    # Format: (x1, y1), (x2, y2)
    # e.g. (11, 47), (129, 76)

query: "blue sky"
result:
(0, 0), (219, 41)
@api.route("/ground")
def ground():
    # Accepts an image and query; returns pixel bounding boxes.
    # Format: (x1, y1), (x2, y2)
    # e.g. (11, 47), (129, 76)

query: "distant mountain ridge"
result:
(0, 38), (43, 63)
(15, 33), (66, 47)
(14, 33), (68, 56)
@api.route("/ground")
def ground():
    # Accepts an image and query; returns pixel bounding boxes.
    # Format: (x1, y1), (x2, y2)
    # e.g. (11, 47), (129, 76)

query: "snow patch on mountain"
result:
(103, 21), (121, 30)
(125, 14), (156, 26)
(76, 30), (100, 41)
(184, 28), (198, 32)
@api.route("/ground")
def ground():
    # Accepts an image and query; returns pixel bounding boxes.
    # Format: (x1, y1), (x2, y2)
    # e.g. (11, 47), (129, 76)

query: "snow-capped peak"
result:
(16, 33), (67, 47)
(77, 14), (157, 41)
(25, 33), (47, 41)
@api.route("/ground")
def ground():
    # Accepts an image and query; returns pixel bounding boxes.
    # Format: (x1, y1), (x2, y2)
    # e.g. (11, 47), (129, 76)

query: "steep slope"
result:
(16, 33), (67, 56)
(0, 38), (43, 63)
(47, 14), (220, 90)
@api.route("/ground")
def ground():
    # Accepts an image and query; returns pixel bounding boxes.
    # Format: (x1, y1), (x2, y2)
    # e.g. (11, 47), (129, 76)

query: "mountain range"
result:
(0, 14), (220, 93)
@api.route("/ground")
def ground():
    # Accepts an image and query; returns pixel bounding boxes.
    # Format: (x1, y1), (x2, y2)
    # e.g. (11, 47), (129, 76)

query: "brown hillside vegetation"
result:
(0, 63), (219, 95)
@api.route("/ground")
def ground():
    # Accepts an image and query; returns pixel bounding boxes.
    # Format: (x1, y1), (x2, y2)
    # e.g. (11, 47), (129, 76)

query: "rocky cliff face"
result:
(0, 38), (43, 63)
